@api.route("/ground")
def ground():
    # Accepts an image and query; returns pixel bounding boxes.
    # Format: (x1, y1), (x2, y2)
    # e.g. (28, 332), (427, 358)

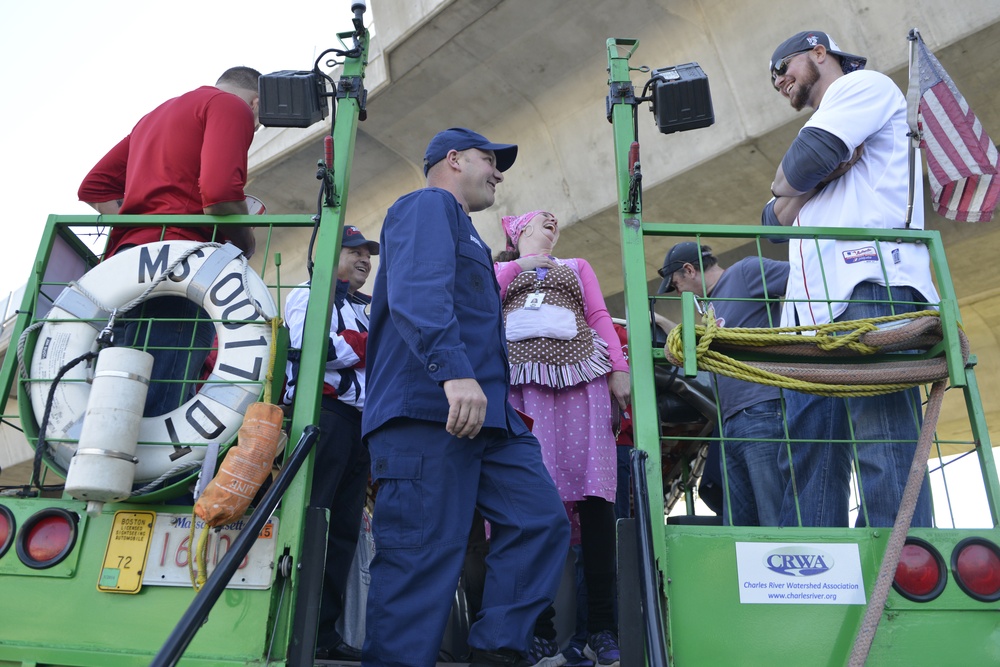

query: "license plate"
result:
(99, 510), (156, 594)
(141, 513), (278, 590)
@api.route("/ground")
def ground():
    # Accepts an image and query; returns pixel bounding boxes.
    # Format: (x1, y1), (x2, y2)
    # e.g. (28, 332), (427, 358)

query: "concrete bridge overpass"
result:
(246, 0), (1000, 445)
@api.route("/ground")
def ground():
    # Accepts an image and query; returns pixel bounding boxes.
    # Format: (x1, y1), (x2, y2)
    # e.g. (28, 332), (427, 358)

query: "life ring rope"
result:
(130, 460), (203, 497)
(15, 320), (44, 383)
(73, 242), (219, 324)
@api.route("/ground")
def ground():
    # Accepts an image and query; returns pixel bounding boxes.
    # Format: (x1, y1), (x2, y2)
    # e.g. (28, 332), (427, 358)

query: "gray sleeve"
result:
(761, 199), (788, 244)
(761, 199), (780, 226)
(762, 259), (790, 298)
(780, 127), (851, 192)
(738, 258), (788, 300)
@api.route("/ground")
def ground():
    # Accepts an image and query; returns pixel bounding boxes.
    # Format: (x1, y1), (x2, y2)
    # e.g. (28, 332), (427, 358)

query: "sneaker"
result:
(583, 631), (620, 667)
(562, 645), (595, 667)
(526, 636), (567, 667)
(469, 648), (530, 667)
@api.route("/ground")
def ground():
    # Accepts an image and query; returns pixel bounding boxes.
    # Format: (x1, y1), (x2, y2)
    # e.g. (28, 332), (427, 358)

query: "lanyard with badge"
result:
(524, 259), (554, 310)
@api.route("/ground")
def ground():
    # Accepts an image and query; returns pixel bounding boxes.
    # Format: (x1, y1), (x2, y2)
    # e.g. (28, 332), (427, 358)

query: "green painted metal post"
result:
(605, 35), (668, 611)
(280, 27), (370, 659)
(680, 291), (698, 378)
(961, 367), (1000, 525)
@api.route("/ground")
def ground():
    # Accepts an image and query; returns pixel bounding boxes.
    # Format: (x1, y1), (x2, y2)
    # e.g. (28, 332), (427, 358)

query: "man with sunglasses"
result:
(763, 31), (938, 528)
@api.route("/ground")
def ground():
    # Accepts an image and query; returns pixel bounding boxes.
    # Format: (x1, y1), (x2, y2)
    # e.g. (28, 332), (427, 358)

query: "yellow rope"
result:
(187, 513), (211, 591)
(665, 308), (945, 397)
(263, 315), (282, 405)
(195, 521), (210, 590)
(187, 516), (197, 587)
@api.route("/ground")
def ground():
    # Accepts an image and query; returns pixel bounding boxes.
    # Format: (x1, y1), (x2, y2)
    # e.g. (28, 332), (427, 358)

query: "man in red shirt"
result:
(79, 66), (260, 257)
(77, 67), (261, 417)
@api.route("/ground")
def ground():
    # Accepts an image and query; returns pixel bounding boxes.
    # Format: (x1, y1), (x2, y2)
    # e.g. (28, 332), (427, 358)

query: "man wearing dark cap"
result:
(764, 31), (937, 528)
(361, 128), (569, 667)
(283, 224), (381, 661)
(658, 243), (789, 526)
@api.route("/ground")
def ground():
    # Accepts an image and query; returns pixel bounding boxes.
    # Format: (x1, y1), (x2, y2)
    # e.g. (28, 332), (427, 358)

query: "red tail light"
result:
(952, 538), (1000, 602)
(16, 508), (78, 569)
(893, 538), (946, 602)
(0, 505), (13, 559)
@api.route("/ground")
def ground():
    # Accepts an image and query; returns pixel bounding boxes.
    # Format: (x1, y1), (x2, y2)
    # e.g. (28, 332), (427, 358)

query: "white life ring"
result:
(28, 241), (278, 485)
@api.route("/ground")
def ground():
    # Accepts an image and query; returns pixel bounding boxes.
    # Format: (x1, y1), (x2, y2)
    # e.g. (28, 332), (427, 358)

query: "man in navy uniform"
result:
(361, 128), (570, 667)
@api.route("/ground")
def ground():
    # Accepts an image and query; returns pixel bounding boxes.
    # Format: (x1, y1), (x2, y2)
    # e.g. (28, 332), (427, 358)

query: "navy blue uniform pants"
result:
(363, 419), (569, 666)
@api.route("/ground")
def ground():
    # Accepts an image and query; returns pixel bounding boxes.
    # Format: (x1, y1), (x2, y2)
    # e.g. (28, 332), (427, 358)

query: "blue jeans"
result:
(721, 399), (786, 526)
(116, 296), (214, 417)
(779, 282), (933, 528)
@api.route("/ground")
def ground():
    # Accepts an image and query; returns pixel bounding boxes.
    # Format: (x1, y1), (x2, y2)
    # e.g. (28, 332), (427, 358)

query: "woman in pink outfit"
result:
(494, 210), (629, 666)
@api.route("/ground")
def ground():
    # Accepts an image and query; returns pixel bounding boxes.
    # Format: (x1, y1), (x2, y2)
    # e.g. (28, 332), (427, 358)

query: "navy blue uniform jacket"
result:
(362, 187), (529, 438)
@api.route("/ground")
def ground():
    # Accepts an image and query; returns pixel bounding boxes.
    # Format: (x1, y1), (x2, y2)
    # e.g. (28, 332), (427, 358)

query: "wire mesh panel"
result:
(648, 227), (996, 531)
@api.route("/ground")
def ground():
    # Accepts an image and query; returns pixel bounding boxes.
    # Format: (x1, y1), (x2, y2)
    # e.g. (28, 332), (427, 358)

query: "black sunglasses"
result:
(657, 249), (712, 279)
(771, 48), (813, 82)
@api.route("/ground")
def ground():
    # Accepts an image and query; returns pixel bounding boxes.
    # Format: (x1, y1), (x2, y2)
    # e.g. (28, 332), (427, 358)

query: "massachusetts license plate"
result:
(141, 513), (278, 589)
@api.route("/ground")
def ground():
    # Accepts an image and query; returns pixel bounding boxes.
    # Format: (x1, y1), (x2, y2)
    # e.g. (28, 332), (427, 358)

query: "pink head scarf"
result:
(501, 210), (549, 251)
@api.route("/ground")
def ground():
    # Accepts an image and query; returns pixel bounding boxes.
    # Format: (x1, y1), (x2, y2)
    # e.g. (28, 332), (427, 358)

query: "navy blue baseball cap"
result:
(423, 127), (518, 175)
(342, 225), (379, 255)
(769, 31), (866, 80)
(657, 242), (714, 294)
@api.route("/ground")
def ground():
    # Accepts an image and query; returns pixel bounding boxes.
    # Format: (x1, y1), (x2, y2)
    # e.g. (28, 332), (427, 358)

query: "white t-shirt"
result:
(782, 70), (939, 326)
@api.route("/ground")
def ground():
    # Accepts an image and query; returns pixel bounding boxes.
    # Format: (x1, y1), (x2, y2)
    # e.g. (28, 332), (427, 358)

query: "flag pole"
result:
(904, 28), (922, 229)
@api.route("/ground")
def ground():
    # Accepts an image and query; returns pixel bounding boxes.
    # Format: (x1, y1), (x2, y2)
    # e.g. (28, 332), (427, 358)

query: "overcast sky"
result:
(0, 0), (363, 296)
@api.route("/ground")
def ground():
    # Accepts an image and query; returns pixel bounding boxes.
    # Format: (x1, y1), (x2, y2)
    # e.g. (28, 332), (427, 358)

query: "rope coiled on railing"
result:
(664, 308), (967, 396)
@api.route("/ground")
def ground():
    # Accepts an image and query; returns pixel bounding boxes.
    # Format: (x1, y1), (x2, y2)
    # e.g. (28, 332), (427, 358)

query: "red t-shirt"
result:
(78, 86), (255, 257)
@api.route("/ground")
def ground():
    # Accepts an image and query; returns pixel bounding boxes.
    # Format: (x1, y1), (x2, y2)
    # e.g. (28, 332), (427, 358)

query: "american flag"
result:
(912, 33), (999, 222)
